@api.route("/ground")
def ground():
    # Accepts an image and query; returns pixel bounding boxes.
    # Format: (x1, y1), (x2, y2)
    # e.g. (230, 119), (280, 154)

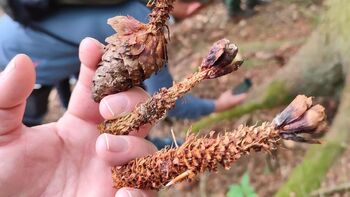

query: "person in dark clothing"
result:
(0, 0), (246, 148)
(0, 38), (156, 197)
(0, 0), (245, 125)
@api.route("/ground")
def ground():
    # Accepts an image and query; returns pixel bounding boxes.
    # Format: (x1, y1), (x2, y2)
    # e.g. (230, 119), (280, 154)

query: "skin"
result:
(0, 38), (156, 197)
(171, 1), (202, 20)
(214, 90), (247, 112)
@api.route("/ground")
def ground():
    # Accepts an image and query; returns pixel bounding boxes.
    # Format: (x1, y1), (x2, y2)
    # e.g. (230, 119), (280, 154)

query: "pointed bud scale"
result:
(200, 39), (238, 70)
(205, 60), (243, 79)
(199, 39), (241, 79)
(274, 95), (327, 143)
(273, 95), (313, 128)
(281, 104), (326, 134)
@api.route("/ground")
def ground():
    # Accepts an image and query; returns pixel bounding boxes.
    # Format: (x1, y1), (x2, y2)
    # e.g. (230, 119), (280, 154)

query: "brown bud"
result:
(200, 39), (238, 70)
(273, 95), (327, 143)
(281, 104), (326, 134)
(273, 95), (313, 128)
(205, 59), (243, 79)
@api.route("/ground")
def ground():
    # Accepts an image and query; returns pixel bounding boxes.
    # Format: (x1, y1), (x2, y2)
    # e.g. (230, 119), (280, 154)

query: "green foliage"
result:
(274, 142), (346, 197)
(282, 0), (322, 7)
(275, 1), (350, 195)
(275, 83), (350, 197)
(191, 102), (262, 133)
(227, 172), (258, 197)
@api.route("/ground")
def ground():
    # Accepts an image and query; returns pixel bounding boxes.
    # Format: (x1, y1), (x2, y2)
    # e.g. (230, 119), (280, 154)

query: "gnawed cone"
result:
(111, 95), (326, 190)
(98, 39), (242, 135)
(92, 0), (175, 102)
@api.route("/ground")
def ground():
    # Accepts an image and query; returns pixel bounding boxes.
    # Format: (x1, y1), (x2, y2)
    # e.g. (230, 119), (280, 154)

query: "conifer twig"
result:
(111, 95), (327, 190)
(98, 39), (243, 135)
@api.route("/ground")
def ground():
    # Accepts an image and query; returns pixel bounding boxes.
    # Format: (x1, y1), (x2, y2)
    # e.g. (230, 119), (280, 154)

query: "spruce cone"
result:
(99, 39), (242, 135)
(112, 95), (327, 190)
(92, 0), (175, 102)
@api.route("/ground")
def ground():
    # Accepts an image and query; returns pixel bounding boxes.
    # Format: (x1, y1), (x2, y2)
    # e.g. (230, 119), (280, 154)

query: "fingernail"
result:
(104, 134), (128, 153)
(80, 37), (93, 46)
(81, 37), (104, 50)
(116, 189), (144, 197)
(102, 96), (129, 118)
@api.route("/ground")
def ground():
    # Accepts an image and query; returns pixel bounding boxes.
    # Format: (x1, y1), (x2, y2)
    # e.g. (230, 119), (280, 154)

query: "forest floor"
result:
(43, 0), (350, 196)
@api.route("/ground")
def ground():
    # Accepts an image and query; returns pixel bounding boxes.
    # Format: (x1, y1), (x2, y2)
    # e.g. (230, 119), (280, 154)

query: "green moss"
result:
(274, 141), (346, 197)
(191, 81), (292, 133)
(191, 102), (263, 133)
(325, 0), (350, 39)
(275, 78), (350, 197)
(262, 81), (292, 107)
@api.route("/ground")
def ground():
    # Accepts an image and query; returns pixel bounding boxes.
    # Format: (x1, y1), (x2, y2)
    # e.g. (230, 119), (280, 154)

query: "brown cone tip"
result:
(273, 95), (327, 143)
(199, 39), (241, 79)
(200, 39), (238, 68)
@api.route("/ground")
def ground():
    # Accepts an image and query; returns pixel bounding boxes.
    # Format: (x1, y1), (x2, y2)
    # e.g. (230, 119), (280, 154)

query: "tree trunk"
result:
(192, 2), (346, 132)
(275, 75), (350, 197)
(275, 0), (350, 196)
(192, 31), (344, 132)
(193, 0), (350, 196)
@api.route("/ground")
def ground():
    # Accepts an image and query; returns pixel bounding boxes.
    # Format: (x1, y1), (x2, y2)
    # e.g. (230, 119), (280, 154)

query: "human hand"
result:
(0, 38), (156, 197)
(214, 90), (247, 112)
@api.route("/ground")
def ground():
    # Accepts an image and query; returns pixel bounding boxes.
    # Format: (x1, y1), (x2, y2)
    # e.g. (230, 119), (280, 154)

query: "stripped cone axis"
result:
(98, 39), (243, 135)
(111, 95), (326, 190)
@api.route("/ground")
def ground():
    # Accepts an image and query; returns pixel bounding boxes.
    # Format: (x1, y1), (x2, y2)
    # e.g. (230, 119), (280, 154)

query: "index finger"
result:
(67, 37), (105, 123)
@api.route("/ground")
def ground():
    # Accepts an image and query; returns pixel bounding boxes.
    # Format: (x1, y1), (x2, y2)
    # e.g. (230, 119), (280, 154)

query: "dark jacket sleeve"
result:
(143, 66), (215, 120)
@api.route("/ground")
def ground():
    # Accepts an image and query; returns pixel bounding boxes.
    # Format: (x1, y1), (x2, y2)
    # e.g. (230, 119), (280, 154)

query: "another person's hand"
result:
(214, 90), (247, 112)
(171, 0), (202, 20)
(0, 38), (156, 197)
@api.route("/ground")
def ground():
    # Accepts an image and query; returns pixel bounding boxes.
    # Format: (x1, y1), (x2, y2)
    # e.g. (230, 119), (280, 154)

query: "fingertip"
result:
(79, 37), (104, 69)
(96, 134), (157, 166)
(239, 92), (248, 99)
(99, 87), (150, 120)
(16, 54), (36, 85)
(80, 37), (103, 54)
(95, 134), (130, 162)
(95, 133), (108, 155)
(15, 54), (35, 67)
(13, 54), (36, 80)
(0, 54), (36, 108)
(67, 37), (104, 123)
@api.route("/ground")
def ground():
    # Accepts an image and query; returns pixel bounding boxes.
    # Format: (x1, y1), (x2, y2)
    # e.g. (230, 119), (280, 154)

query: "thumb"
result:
(0, 54), (35, 133)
